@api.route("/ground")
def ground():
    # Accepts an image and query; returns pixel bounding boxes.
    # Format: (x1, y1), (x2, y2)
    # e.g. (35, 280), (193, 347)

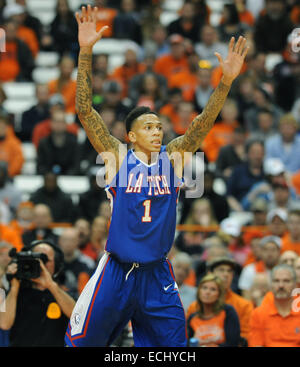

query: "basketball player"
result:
(65, 5), (249, 347)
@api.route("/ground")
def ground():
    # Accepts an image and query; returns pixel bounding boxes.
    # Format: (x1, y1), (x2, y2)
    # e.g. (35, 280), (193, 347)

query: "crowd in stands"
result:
(0, 0), (300, 347)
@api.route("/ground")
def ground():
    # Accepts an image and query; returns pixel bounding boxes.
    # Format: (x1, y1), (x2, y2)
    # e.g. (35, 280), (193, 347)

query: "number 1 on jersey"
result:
(142, 200), (152, 222)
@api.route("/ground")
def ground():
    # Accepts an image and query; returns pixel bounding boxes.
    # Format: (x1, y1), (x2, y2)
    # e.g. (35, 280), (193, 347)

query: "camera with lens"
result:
(7, 248), (49, 280)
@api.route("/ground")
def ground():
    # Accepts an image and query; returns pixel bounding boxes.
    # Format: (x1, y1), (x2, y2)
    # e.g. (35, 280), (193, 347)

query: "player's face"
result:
(129, 114), (163, 153)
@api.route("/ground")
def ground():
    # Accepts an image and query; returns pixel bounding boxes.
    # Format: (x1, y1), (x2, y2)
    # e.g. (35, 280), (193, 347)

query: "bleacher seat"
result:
(35, 52), (60, 68)
(162, 0), (183, 11)
(160, 12), (179, 26)
(32, 67), (60, 84)
(3, 99), (36, 115)
(2, 82), (35, 100)
(26, 0), (56, 25)
(93, 39), (141, 56)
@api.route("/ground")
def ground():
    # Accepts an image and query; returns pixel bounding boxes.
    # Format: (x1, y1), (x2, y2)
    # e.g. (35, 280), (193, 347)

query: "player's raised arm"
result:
(166, 36), (249, 168)
(75, 5), (120, 157)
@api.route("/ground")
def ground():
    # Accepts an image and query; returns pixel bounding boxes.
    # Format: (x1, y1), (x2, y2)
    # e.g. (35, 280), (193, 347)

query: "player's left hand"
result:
(215, 36), (249, 86)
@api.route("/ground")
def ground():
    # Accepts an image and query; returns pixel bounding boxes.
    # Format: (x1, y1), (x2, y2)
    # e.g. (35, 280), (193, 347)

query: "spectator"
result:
(110, 46), (145, 98)
(195, 25), (228, 69)
(91, 71), (106, 112)
(180, 170), (229, 224)
(248, 198), (268, 227)
(234, 0), (255, 26)
(245, 86), (283, 133)
(190, 64), (213, 113)
(32, 94), (78, 149)
(167, 1), (204, 43)
(187, 273), (240, 347)
(135, 73), (166, 111)
(98, 80), (130, 122)
(265, 113), (300, 173)
(113, 0), (142, 45)
(97, 201), (112, 222)
(268, 181), (295, 211)
(37, 110), (80, 175)
(279, 250), (298, 267)
(160, 115), (177, 145)
(30, 172), (76, 223)
(169, 100), (198, 136)
(249, 273), (270, 307)
(175, 198), (218, 257)
(143, 24), (170, 59)
(48, 0), (78, 58)
(20, 83), (50, 142)
(93, 54), (109, 76)
(234, 75), (256, 126)
(0, 161), (22, 216)
(218, 3), (249, 43)
(254, 0), (294, 53)
(22, 204), (58, 247)
(273, 34), (300, 112)
(110, 120), (127, 143)
(0, 114), (24, 177)
(0, 18), (34, 81)
(202, 98), (240, 163)
(48, 55), (77, 114)
(249, 264), (300, 347)
(77, 168), (108, 222)
(74, 218), (95, 261)
(281, 210), (300, 255)
(1, 241), (75, 346)
(294, 257), (300, 288)
(227, 139), (265, 211)
(94, 0), (117, 38)
(59, 227), (94, 300)
(239, 236), (281, 298)
(88, 216), (109, 261)
(249, 108), (277, 141)
(267, 208), (288, 238)
(2, 3), (39, 57)
(171, 252), (197, 312)
(159, 87), (183, 125)
(15, 0), (43, 46)
(9, 201), (34, 237)
(216, 127), (246, 180)
(154, 34), (188, 81)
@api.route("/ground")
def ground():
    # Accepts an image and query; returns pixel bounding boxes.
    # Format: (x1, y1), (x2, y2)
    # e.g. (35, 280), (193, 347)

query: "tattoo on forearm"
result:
(167, 82), (231, 156)
(76, 50), (120, 154)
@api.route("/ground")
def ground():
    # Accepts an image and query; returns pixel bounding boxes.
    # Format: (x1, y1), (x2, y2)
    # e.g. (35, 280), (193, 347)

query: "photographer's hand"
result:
(31, 260), (75, 318)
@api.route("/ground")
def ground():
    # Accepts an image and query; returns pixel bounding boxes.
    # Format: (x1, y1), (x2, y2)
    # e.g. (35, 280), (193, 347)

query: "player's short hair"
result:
(125, 106), (158, 133)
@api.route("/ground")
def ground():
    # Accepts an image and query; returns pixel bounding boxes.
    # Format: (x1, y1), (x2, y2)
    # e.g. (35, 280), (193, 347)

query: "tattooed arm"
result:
(75, 6), (123, 169)
(166, 36), (249, 173)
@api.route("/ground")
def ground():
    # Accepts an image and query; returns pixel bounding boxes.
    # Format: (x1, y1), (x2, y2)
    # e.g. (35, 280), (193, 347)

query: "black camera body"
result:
(8, 248), (48, 280)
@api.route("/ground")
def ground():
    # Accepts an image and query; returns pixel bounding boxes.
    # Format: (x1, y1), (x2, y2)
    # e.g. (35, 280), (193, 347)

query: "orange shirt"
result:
(184, 268), (196, 287)
(239, 11), (255, 26)
(281, 233), (300, 256)
(32, 119), (79, 148)
(110, 63), (146, 98)
(9, 219), (34, 237)
(17, 26), (39, 58)
(159, 104), (178, 124)
(188, 310), (226, 346)
(96, 8), (117, 37)
(0, 42), (20, 82)
(0, 223), (23, 251)
(202, 121), (239, 162)
(291, 171), (300, 196)
(168, 71), (198, 102)
(172, 111), (198, 135)
(187, 290), (253, 340)
(48, 79), (77, 114)
(154, 54), (189, 81)
(0, 135), (24, 177)
(249, 295), (300, 347)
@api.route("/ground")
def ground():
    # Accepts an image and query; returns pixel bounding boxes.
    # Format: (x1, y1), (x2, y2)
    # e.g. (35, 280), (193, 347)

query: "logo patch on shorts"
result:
(74, 313), (81, 325)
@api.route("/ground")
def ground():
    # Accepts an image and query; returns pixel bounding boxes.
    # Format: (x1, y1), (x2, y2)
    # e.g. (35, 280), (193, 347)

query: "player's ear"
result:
(128, 131), (136, 143)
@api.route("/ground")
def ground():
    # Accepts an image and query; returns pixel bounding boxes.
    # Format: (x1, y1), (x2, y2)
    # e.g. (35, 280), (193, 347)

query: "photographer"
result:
(0, 241), (75, 346)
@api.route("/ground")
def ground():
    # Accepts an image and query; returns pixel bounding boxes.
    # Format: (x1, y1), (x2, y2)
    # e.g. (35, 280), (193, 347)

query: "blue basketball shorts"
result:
(65, 252), (187, 347)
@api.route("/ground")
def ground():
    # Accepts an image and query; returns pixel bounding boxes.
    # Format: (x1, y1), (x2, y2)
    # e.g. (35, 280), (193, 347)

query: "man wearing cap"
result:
(187, 256), (253, 343)
(265, 113), (300, 173)
(267, 208), (288, 238)
(154, 33), (189, 80)
(238, 236), (281, 299)
(249, 264), (300, 347)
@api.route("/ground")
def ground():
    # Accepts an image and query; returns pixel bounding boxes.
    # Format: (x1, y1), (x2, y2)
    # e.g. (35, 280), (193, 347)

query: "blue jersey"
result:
(105, 146), (182, 264)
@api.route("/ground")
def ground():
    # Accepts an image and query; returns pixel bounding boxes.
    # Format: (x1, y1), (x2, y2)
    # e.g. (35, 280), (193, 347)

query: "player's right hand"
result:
(75, 5), (109, 49)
